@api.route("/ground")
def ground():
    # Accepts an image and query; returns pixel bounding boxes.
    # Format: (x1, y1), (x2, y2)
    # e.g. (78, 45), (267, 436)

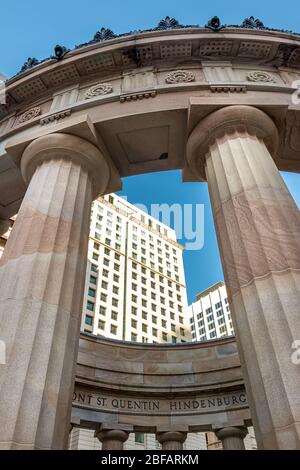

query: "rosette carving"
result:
(165, 70), (195, 84)
(85, 83), (113, 99)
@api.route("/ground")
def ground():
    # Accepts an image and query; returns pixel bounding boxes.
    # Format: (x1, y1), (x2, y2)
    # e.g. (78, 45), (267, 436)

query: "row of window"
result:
(105, 195), (172, 239)
(85, 315), (186, 343)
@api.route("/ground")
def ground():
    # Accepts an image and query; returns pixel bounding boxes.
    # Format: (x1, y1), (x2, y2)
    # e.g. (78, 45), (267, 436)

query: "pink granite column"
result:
(0, 133), (109, 449)
(187, 105), (300, 450)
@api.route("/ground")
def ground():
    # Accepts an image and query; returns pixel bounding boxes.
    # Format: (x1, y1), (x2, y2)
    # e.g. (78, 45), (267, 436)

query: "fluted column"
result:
(216, 427), (247, 450)
(187, 105), (300, 450)
(157, 431), (187, 450)
(0, 133), (109, 449)
(95, 429), (129, 450)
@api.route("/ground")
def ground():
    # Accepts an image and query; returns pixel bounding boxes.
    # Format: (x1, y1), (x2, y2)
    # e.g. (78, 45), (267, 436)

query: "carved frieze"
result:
(85, 83), (113, 99)
(17, 106), (41, 124)
(247, 71), (277, 83)
(165, 70), (195, 84)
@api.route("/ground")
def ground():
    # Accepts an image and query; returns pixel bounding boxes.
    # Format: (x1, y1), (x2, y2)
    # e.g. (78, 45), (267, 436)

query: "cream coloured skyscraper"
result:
(81, 193), (191, 343)
(188, 281), (234, 342)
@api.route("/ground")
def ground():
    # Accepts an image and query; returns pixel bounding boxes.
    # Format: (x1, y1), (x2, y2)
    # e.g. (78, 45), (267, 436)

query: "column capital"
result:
(186, 105), (279, 181)
(216, 426), (248, 441)
(157, 431), (187, 445)
(95, 429), (129, 444)
(21, 133), (110, 198)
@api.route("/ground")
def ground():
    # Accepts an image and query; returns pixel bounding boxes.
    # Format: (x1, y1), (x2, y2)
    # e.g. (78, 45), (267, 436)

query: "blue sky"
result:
(1, 0), (299, 303)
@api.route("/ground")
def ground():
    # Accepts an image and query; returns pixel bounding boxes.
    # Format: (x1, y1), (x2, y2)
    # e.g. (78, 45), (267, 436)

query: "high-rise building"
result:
(188, 281), (234, 342)
(81, 193), (191, 344)
(188, 282), (257, 450)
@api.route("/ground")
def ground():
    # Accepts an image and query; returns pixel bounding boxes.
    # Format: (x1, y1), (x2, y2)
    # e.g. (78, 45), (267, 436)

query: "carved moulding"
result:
(247, 71), (277, 83)
(120, 90), (157, 103)
(40, 109), (72, 125)
(210, 85), (247, 93)
(17, 106), (41, 124)
(165, 70), (195, 84)
(85, 83), (113, 99)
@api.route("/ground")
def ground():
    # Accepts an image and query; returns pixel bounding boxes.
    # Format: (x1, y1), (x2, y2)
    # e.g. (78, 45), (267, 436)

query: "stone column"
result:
(0, 133), (109, 449)
(187, 105), (300, 450)
(215, 427), (247, 450)
(157, 431), (187, 450)
(95, 429), (129, 450)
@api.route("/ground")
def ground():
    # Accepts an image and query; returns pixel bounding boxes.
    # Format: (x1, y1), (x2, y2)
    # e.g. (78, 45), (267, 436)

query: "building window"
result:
(99, 306), (106, 316)
(113, 275), (119, 283)
(85, 315), (93, 326)
(131, 319), (137, 329)
(131, 333), (137, 342)
(111, 312), (118, 321)
(87, 301), (94, 312)
(110, 325), (117, 335)
(132, 306), (137, 315)
(88, 288), (96, 298)
(100, 293), (107, 302)
(90, 275), (97, 285)
(172, 336), (177, 344)
(152, 328), (158, 337)
(92, 253), (99, 261)
(135, 432), (145, 444)
(91, 264), (97, 273)
(142, 324), (147, 333)
(112, 298), (118, 307)
(102, 281), (108, 290)
(162, 332), (168, 342)
(98, 320), (105, 330)
(180, 328), (185, 336)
